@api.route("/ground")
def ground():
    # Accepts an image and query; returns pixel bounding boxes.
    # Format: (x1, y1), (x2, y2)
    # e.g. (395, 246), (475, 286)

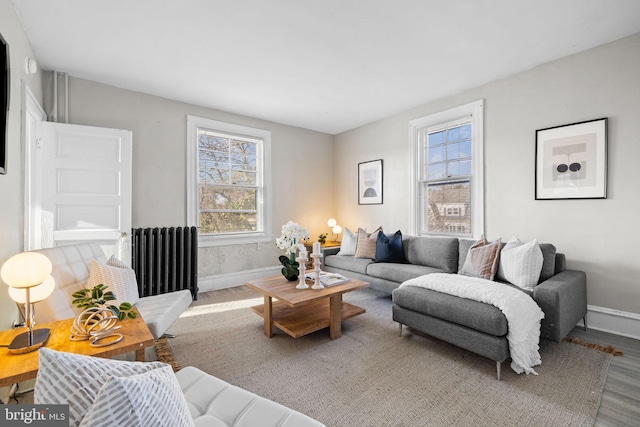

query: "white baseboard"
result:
(198, 266), (280, 292)
(577, 305), (640, 340)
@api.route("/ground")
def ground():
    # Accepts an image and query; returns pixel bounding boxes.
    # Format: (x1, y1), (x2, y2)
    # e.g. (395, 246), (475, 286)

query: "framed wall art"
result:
(535, 118), (607, 200)
(358, 159), (383, 204)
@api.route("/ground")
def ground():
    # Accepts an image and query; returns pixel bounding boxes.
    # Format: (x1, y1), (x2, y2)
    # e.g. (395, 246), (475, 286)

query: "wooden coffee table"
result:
(246, 275), (369, 339)
(0, 309), (154, 388)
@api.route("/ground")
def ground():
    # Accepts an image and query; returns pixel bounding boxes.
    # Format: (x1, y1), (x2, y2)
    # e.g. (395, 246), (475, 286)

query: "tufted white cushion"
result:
(136, 290), (193, 339)
(496, 237), (544, 290)
(337, 227), (357, 256)
(79, 365), (194, 427)
(35, 348), (174, 427)
(87, 259), (140, 306)
(31, 244), (108, 323)
(31, 243), (191, 339)
(176, 366), (325, 427)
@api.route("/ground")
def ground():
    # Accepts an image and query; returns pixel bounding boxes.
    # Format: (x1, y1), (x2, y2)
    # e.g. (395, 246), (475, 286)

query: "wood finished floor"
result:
(567, 326), (640, 426)
(205, 286), (640, 426)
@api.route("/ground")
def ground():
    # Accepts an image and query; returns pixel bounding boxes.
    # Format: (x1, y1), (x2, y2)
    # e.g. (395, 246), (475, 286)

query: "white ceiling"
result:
(11, 0), (640, 135)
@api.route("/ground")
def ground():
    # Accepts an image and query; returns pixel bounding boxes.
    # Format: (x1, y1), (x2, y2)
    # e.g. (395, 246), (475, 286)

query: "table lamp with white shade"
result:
(1, 252), (54, 354)
(327, 218), (342, 242)
(331, 224), (342, 242)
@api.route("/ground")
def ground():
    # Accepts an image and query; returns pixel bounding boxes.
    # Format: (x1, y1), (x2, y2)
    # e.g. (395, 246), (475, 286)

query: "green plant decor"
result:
(318, 233), (327, 244)
(279, 253), (300, 281)
(72, 284), (138, 321)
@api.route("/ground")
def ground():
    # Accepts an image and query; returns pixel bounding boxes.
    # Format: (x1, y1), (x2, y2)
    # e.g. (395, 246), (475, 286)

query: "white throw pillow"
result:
(496, 236), (544, 290)
(87, 259), (140, 306)
(106, 254), (129, 269)
(337, 227), (358, 256)
(79, 365), (194, 427)
(34, 348), (173, 427)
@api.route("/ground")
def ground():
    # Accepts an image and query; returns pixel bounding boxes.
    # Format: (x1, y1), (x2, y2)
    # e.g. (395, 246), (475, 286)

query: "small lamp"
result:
(1, 252), (54, 354)
(332, 224), (342, 242)
(327, 219), (341, 242)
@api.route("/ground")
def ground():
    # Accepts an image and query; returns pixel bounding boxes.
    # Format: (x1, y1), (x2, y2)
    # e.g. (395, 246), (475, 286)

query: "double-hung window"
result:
(409, 100), (484, 238)
(187, 116), (272, 246)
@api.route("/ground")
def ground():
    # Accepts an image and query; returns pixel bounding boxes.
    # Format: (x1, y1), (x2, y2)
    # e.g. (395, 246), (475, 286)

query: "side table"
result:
(303, 242), (341, 269)
(0, 309), (154, 390)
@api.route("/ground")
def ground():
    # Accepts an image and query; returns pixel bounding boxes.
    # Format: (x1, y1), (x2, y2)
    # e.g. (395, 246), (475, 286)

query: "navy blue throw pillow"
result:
(375, 230), (406, 263)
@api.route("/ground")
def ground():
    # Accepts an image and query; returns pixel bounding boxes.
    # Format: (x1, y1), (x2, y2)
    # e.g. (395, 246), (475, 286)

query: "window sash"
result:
(419, 178), (472, 236)
(420, 119), (473, 183)
(197, 130), (263, 235)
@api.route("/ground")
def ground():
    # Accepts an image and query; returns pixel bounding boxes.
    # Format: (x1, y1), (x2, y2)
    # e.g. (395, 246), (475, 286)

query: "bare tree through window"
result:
(198, 130), (261, 234)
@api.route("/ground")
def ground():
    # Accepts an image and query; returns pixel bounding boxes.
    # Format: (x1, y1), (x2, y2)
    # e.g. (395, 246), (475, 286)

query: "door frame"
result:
(22, 81), (46, 251)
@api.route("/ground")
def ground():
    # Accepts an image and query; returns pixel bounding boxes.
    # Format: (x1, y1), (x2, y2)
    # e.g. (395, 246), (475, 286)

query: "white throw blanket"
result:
(400, 273), (545, 375)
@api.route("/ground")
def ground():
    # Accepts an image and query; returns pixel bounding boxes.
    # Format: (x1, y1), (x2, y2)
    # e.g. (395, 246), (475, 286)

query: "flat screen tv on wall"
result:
(1, 33), (8, 175)
(0, 32), (8, 174)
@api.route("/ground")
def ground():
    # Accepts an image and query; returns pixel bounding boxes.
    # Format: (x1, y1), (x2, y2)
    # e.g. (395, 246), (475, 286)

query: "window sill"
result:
(199, 233), (272, 247)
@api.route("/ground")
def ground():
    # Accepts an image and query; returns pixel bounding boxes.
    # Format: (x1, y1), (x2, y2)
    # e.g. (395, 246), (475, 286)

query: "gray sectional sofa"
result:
(323, 235), (587, 379)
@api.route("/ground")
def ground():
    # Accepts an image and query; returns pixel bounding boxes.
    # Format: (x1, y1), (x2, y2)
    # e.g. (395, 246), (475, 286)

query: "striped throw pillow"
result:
(460, 236), (501, 280)
(496, 237), (544, 290)
(354, 227), (382, 259)
(79, 365), (194, 427)
(35, 348), (181, 427)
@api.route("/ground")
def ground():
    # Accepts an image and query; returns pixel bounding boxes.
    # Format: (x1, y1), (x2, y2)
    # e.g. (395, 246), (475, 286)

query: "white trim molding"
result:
(580, 304), (640, 340)
(186, 115), (273, 247)
(22, 81), (46, 250)
(409, 100), (484, 238)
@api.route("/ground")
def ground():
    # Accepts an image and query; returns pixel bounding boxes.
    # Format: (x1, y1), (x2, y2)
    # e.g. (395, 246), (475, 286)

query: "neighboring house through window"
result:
(409, 100), (484, 238)
(187, 115), (272, 246)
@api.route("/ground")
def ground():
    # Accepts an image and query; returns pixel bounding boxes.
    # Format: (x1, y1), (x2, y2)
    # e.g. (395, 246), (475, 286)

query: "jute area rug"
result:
(165, 287), (611, 427)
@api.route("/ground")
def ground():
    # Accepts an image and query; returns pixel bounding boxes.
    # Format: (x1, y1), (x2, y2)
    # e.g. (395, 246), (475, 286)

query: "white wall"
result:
(0, 0), (45, 329)
(44, 76), (335, 281)
(333, 32), (640, 315)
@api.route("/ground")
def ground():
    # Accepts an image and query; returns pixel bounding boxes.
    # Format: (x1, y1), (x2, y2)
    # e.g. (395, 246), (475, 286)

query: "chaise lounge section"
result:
(324, 234), (587, 378)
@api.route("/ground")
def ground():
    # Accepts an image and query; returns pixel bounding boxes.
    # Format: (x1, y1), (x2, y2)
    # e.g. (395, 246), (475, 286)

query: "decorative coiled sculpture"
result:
(70, 307), (123, 347)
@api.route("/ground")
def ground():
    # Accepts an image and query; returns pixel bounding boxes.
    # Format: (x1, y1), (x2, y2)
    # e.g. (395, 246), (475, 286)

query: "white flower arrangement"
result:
(275, 220), (310, 254)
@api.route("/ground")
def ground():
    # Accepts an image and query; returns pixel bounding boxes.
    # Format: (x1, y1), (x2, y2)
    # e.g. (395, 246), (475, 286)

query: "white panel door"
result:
(39, 122), (132, 261)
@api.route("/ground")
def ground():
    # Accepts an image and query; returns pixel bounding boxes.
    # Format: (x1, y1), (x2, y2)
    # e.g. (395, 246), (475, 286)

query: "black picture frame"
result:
(358, 159), (383, 205)
(535, 118), (607, 200)
(0, 32), (9, 175)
